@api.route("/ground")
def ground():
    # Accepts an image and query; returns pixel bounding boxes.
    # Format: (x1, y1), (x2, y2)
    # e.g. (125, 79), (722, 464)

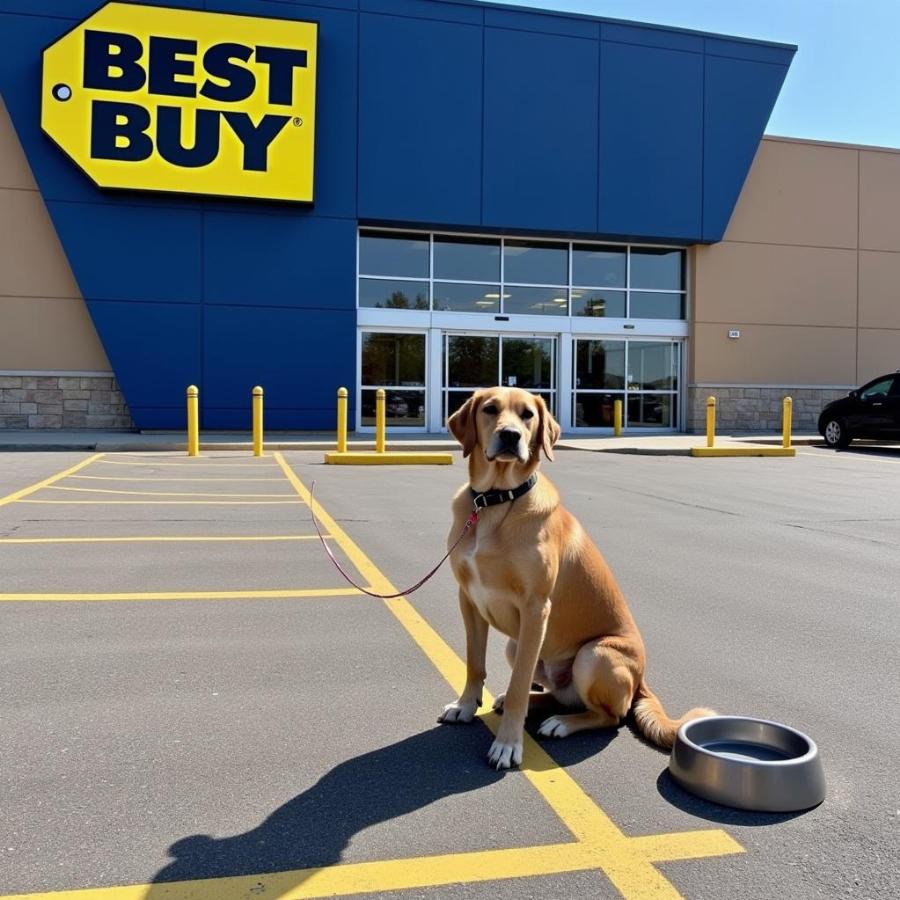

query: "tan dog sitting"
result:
(438, 387), (713, 770)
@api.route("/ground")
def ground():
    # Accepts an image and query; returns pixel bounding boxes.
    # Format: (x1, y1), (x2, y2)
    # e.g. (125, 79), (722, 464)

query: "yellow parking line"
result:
(0, 535), (329, 544)
(95, 459), (277, 468)
(19, 500), (302, 505)
(0, 827), (745, 900)
(0, 454), (103, 508)
(273, 452), (743, 899)
(47, 486), (296, 498)
(68, 475), (286, 482)
(0, 587), (362, 603)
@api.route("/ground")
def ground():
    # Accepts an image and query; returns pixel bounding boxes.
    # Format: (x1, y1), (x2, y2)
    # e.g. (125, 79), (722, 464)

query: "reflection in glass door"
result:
(573, 339), (680, 430)
(443, 334), (557, 423)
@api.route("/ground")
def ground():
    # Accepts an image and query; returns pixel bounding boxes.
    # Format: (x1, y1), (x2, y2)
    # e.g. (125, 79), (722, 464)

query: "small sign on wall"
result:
(728, 329), (741, 339)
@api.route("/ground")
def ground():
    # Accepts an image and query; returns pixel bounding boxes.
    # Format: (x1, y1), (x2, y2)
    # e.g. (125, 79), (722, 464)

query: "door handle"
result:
(873, 402), (884, 407)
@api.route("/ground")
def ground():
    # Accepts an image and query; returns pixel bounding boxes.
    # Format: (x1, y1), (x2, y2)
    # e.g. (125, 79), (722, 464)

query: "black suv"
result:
(818, 372), (900, 448)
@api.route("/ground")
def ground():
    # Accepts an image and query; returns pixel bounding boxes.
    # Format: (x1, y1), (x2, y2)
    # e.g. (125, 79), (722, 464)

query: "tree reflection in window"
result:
(373, 290), (429, 310)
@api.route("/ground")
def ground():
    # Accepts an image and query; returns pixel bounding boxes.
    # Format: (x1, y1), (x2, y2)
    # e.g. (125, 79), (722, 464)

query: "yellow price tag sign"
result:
(42, 2), (317, 203)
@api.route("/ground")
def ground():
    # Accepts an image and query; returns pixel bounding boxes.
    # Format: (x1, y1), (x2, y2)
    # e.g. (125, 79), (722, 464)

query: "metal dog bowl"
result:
(668, 716), (825, 812)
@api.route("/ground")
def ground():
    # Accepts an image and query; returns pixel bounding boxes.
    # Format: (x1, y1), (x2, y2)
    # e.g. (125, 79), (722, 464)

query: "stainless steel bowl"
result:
(668, 716), (826, 812)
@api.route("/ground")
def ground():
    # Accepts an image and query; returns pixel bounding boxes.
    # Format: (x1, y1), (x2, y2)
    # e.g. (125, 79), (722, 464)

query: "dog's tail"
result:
(631, 682), (715, 750)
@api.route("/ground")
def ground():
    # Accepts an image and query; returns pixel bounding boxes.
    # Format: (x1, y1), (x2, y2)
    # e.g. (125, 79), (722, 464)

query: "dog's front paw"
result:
(487, 737), (523, 770)
(438, 700), (478, 724)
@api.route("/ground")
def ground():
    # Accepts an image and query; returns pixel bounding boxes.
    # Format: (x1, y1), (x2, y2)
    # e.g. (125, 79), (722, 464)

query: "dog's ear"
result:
(448, 393), (481, 458)
(536, 395), (561, 461)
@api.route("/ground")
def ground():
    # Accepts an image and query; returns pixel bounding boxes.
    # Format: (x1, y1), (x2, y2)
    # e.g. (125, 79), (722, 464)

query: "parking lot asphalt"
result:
(0, 445), (898, 900)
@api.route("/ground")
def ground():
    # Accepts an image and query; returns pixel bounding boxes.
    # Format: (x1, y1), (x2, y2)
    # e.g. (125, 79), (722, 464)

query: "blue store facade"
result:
(0, 0), (794, 432)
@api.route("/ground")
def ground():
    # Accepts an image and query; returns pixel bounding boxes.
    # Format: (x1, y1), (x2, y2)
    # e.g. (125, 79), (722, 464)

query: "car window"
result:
(890, 378), (900, 397)
(860, 377), (895, 400)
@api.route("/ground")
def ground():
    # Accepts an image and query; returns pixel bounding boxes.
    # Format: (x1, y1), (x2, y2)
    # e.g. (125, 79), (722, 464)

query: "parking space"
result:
(1, 448), (897, 899)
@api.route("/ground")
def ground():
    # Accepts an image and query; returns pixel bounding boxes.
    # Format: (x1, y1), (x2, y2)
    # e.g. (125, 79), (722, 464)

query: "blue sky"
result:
(505, 0), (900, 148)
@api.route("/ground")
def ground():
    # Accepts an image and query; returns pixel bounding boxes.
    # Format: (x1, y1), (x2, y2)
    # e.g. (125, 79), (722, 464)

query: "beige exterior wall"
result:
(693, 135), (900, 392)
(0, 97), (112, 375)
(0, 98), (131, 429)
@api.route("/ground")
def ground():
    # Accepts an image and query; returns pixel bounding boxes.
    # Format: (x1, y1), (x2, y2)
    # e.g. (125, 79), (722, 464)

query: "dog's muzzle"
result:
(488, 427), (527, 462)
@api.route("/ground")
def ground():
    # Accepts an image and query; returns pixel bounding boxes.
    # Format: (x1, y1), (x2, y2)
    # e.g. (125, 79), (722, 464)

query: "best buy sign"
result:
(42, 2), (317, 203)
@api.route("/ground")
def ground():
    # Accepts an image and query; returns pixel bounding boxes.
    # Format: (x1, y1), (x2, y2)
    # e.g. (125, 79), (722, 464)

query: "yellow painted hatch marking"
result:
(67, 475), (287, 482)
(0, 535), (330, 544)
(18, 500), (302, 505)
(0, 587), (363, 603)
(46, 486), (296, 498)
(94, 458), (278, 468)
(0, 453), (104, 508)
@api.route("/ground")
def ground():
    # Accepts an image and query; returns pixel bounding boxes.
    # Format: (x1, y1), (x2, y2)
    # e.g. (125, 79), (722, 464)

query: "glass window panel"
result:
(504, 286), (568, 316)
(433, 282), (500, 313)
(361, 389), (425, 427)
(359, 278), (429, 310)
(434, 236), (500, 282)
(502, 338), (553, 389)
(861, 378), (894, 400)
(575, 340), (625, 390)
(627, 393), (676, 428)
(503, 240), (567, 285)
(532, 391), (556, 416)
(630, 248), (683, 290)
(446, 335), (499, 388)
(574, 392), (620, 428)
(445, 389), (476, 421)
(627, 342), (677, 391)
(572, 244), (626, 287)
(629, 291), (683, 320)
(571, 289), (626, 318)
(361, 333), (426, 387)
(359, 232), (429, 277)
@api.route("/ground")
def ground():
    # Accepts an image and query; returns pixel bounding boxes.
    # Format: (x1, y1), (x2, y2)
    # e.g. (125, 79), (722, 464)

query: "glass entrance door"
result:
(443, 334), (557, 424)
(573, 338), (680, 430)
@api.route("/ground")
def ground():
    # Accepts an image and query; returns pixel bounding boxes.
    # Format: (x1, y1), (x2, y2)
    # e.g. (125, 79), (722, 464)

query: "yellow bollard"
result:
(706, 395), (716, 448)
(613, 399), (623, 436)
(336, 387), (348, 453)
(375, 389), (386, 453)
(782, 396), (793, 449)
(186, 385), (199, 457)
(252, 386), (264, 457)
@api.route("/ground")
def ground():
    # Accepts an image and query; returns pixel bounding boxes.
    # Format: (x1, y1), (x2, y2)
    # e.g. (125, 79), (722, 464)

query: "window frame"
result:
(358, 228), (687, 321)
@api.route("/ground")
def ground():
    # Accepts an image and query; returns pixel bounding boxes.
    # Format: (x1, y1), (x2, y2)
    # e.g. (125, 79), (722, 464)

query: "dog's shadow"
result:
(142, 719), (612, 896)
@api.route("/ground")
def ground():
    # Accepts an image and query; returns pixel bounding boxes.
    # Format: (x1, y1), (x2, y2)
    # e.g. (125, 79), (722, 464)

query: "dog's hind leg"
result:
(537, 638), (638, 739)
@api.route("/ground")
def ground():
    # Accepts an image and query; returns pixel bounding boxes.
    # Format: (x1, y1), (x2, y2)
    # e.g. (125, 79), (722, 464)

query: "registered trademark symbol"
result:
(293, 117), (303, 127)
(52, 83), (72, 102)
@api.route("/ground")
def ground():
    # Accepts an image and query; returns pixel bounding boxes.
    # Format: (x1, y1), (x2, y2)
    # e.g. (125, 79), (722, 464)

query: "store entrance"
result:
(443, 333), (557, 424)
(573, 338), (681, 430)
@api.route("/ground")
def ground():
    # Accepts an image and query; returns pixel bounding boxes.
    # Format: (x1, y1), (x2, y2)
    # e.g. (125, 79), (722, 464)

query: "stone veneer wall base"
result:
(687, 385), (851, 434)
(0, 375), (134, 429)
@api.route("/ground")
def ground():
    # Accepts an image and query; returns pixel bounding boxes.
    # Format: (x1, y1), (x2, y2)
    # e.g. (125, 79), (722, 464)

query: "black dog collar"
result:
(470, 473), (538, 510)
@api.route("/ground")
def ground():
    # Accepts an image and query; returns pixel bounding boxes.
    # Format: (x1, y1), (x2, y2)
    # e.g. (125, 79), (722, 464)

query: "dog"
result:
(438, 387), (714, 769)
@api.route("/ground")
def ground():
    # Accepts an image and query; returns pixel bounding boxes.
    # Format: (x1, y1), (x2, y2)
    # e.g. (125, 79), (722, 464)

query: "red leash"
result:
(309, 481), (478, 600)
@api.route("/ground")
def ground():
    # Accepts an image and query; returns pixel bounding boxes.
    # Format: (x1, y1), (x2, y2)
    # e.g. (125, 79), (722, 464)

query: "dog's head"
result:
(448, 388), (561, 468)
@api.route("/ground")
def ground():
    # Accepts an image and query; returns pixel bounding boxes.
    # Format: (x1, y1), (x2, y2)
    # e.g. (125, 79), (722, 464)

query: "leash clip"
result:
(472, 493), (489, 510)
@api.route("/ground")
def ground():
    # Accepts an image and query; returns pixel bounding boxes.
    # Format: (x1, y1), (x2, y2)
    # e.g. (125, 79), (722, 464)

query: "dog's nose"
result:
(498, 427), (521, 447)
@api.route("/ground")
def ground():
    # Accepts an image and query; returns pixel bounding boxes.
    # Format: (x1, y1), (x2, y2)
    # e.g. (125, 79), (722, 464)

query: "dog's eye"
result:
(521, 409), (535, 421)
(482, 404), (498, 415)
